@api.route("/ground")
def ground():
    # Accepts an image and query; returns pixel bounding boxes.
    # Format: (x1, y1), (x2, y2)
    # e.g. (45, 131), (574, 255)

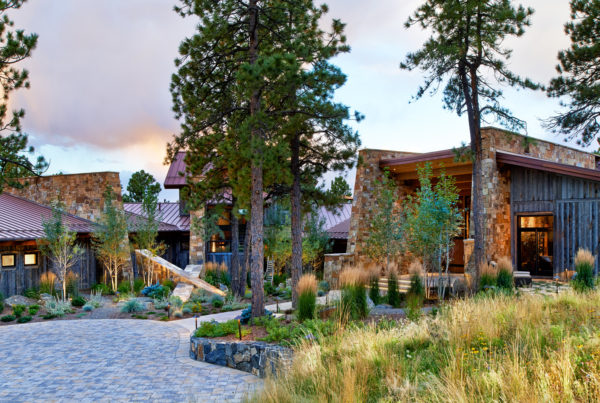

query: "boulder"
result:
(5, 295), (37, 307)
(172, 283), (194, 302)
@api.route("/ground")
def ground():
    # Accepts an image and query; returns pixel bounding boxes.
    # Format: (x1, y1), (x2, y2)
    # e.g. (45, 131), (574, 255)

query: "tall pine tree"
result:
(401, 0), (539, 281)
(0, 0), (46, 193)
(546, 0), (600, 149)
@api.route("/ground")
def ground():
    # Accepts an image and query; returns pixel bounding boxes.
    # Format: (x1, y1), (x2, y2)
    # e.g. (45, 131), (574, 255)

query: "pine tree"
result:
(0, 0), (46, 193)
(546, 0), (600, 148)
(401, 0), (540, 280)
(122, 170), (161, 203)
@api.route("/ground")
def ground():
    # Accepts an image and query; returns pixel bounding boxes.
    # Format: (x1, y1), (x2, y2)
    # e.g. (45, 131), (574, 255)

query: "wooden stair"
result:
(264, 259), (274, 284)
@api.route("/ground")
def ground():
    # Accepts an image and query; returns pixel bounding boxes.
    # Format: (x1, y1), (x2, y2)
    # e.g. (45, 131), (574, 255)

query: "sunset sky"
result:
(10, 0), (582, 200)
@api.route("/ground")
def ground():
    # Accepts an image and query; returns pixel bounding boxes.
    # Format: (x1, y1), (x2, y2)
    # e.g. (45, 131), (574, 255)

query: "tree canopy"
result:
(0, 0), (46, 193)
(546, 0), (600, 148)
(122, 170), (161, 203)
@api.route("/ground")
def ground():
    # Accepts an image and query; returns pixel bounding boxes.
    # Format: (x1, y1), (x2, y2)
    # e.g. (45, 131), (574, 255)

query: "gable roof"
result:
(0, 193), (96, 241)
(123, 202), (190, 232)
(164, 152), (188, 189)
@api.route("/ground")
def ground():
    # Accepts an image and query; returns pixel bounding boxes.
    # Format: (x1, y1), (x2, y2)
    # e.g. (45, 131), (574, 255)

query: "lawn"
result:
(252, 289), (600, 402)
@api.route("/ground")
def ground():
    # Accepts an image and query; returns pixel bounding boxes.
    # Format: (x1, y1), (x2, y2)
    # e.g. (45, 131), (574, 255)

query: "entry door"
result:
(517, 215), (554, 276)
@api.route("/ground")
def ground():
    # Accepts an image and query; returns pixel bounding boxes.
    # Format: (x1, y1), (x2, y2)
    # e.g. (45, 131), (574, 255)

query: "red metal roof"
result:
(123, 202), (190, 232)
(164, 152), (188, 189)
(0, 193), (96, 241)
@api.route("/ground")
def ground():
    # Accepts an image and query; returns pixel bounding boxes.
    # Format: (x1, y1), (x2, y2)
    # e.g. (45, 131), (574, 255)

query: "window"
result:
(24, 253), (38, 266)
(1, 254), (16, 268)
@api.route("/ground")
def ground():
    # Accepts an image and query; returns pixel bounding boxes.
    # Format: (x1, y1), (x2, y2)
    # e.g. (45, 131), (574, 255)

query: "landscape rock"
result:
(172, 283), (194, 302)
(5, 295), (37, 306)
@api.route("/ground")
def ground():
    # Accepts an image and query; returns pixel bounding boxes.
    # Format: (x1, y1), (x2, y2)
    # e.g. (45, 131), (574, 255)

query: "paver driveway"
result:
(0, 319), (262, 402)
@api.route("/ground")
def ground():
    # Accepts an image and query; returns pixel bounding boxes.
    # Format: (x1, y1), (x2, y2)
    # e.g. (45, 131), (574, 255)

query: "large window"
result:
(1, 254), (16, 268)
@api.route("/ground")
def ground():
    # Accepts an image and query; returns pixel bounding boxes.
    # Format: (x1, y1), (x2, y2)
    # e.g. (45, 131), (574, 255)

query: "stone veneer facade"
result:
(6, 172), (122, 221)
(189, 208), (205, 265)
(324, 127), (599, 284)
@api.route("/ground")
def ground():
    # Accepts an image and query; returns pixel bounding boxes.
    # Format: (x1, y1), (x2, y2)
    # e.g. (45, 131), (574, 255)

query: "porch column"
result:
(190, 207), (205, 266)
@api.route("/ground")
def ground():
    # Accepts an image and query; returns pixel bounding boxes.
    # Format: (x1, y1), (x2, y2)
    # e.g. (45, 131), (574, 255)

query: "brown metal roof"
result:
(123, 202), (190, 232)
(496, 151), (600, 182)
(0, 193), (96, 241)
(164, 151), (188, 189)
(327, 217), (350, 240)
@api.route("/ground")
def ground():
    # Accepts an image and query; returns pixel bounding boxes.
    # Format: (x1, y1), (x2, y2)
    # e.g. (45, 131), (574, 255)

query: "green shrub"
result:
(406, 293), (423, 321)
(92, 282), (112, 295)
(211, 295), (224, 308)
(273, 273), (287, 287)
(572, 249), (596, 292)
(0, 300), (4, 314)
(117, 280), (131, 294)
(369, 275), (380, 305)
(319, 281), (330, 293)
(169, 295), (183, 309)
(12, 304), (26, 318)
(71, 296), (86, 307)
(17, 316), (32, 323)
(42, 313), (57, 320)
(45, 297), (71, 317)
(153, 298), (169, 310)
(133, 278), (145, 295)
(28, 305), (40, 315)
(387, 271), (401, 308)
(82, 304), (94, 312)
(1, 314), (15, 322)
(408, 273), (425, 299)
(194, 319), (248, 338)
(257, 317), (337, 347)
(162, 279), (176, 291)
(341, 285), (368, 320)
(120, 299), (146, 313)
(244, 289), (252, 299)
(183, 301), (203, 313)
(182, 307), (192, 315)
(23, 288), (40, 299)
(496, 268), (514, 291)
(479, 272), (497, 291)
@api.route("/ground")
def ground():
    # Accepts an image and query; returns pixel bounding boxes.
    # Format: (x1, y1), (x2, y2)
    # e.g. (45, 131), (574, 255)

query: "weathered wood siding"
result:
(0, 238), (97, 297)
(511, 167), (600, 274)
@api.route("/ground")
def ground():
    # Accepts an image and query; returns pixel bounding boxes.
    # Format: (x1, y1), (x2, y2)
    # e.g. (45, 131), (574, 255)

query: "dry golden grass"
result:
(497, 256), (513, 273)
(297, 273), (317, 295)
(575, 248), (595, 268)
(251, 290), (600, 402)
(40, 271), (56, 284)
(339, 267), (368, 287)
(480, 261), (497, 277)
(408, 260), (424, 276)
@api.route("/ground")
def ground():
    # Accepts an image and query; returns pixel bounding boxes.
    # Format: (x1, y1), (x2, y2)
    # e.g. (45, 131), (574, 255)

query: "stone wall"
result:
(482, 127), (597, 169)
(347, 149), (416, 269)
(6, 172), (122, 221)
(323, 253), (355, 288)
(189, 208), (205, 265)
(189, 337), (293, 378)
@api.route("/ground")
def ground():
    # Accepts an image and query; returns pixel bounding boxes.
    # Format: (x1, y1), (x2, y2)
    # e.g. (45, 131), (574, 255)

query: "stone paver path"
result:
(0, 319), (262, 402)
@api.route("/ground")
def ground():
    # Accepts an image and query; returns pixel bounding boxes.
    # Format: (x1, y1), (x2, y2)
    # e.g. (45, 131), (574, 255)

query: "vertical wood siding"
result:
(0, 238), (97, 297)
(511, 167), (600, 274)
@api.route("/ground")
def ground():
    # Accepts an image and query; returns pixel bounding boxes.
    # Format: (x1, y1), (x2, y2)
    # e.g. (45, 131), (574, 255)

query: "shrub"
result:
(297, 274), (317, 322)
(23, 288), (40, 299)
(89, 290), (104, 308)
(340, 269), (368, 320)
(42, 313), (57, 320)
(39, 271), (56, 295)
(162, 279), (176, 291)
(71, 295), (86, 307)
(117, 280), (131, 294)
(369, 273), (380, 305)
(182, 306), (192, 315)
(45, 297), (71, 317)
(28, 305), (40, 315)
(1, 314), (15, 322)
(244, 289), (253, 299)
(256, 317), (337, 347)
(82, 304), (94, 312)
(496, 269), (514, 291)
(264, 282), (277, 296)
(169, 295), (183, 309)
(318, 280), (330, 293)
(133, 278), (145, 295)
(17, 316), (32, 323)
(204, 262), (230, 287)
(408, 273), (425, 300)
(173, 310), (183, 318)
(183, 301), (203, 314)
(406, 293), (422, 321)
(153, 298), (169, 310)
(211, 295), (224, 308)
(92, 282), (112, 295)
(387, 271), (401, 308)
(120, 299), (146, 313)
(65, 272), (79, 297)
(573, 248), (596, 292)
(273, 273), (287, 287)
(194, 319), (249, 338)
(12, 304), (26, 318)
(141, 283), (168, 299)
(240, 306), (273, 325)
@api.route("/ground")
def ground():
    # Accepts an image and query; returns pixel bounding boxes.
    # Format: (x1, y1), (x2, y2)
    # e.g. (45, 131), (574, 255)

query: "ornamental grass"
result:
(573, 248), (596, 292)
(252, 290), (600, 402)
(297, 274), (317, 322)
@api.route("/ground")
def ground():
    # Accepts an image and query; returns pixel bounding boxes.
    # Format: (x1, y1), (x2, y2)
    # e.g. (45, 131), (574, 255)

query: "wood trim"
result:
(497, 151), (600, 182)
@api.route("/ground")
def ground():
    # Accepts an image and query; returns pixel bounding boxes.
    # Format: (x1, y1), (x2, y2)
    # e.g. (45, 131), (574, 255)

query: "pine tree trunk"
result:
(240, 220), (250, 296)
(290, 133), (302, 309)
(248, 0), (265, 318)
(231, 203), (241, 297)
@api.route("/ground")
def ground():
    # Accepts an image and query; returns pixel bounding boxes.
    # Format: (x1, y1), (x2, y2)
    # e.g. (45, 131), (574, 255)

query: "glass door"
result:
(517, 215), (554, 276)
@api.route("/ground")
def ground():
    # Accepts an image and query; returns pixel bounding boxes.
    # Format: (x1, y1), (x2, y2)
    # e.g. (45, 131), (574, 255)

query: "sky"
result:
(9, 0), (583, 201)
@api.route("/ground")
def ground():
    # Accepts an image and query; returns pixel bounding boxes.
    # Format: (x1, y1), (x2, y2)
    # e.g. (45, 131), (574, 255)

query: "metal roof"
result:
(496, 151), (600, 182)
(315, 203), (352, 240)
(0, 193), (96, 241)
(326, 217), (350, 240)
(164, 152), (188, 189)
(123, 202), (190, 232)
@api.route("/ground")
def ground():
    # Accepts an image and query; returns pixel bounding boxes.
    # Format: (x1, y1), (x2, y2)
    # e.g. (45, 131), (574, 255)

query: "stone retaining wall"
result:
(190, 337), (293, 378)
